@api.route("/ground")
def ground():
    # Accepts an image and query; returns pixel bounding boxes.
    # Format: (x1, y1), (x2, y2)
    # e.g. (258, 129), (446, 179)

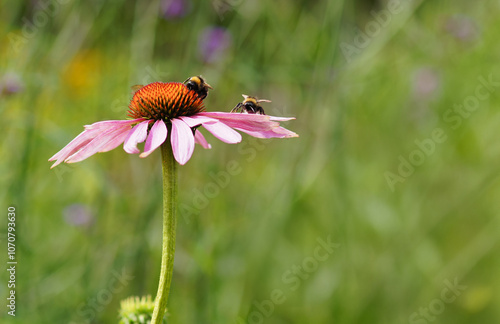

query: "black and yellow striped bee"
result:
(231, 94), (271, 115)
(183, 75), (212, 100)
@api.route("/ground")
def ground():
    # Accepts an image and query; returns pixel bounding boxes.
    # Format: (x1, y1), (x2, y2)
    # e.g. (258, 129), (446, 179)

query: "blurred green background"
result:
(2, 0), (500, 323)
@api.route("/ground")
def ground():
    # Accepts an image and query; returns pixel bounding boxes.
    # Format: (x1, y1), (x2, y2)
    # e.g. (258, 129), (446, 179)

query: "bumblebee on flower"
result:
(49, 76), (297, 167)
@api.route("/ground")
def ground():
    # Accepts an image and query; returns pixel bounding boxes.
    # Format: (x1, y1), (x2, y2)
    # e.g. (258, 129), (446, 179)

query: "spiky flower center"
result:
(127, 82), (205, 120)
(119, 295), (167, 324)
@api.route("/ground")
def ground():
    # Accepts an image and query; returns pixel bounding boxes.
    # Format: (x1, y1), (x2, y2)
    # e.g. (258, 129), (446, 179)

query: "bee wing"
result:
(257, 99), (272, 103)
(131, 85), (144, 93)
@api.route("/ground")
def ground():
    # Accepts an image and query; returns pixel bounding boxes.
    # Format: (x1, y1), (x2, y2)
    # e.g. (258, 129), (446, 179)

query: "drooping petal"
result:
(123, 120), (151, 154)
(234, 126), (299, 139)
(179, 115), (218, 128)
(199, 112), (281, 132)
(199, 111), (285, 122)
(269, 116), (296, 122)
(49, 128), (103, 168)
(199, 112), (298, 139)
(194, 129), (211, 149)
(202, 120), (242, 144)
(65, 125), (132, 164)
(140, 119), (168, 158)
(170, 118), (195, 165)
(84, 118), (144, 130)
(179, 115), (214, 149)
(99, 128), (134, 152)
(199, 111), (270, 122)
(49, 119), (140, 168)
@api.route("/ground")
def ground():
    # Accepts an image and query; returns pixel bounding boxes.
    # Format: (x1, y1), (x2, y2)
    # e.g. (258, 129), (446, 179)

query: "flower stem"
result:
(151, 141), (177, 324)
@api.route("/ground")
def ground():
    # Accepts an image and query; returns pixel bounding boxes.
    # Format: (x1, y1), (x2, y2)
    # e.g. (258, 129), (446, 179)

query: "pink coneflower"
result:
(49, 81), (297, 167)
(50, 78), (297, 324)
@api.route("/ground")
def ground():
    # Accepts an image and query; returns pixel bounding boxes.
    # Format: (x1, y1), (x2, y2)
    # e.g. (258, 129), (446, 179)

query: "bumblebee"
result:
(183, 75), (212, 100)
(231, 94), (271, 115)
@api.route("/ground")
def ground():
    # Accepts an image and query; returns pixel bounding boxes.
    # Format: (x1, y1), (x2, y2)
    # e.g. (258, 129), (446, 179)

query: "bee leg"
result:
(257, 107), (265, 115)
(231, 102), (242, 113)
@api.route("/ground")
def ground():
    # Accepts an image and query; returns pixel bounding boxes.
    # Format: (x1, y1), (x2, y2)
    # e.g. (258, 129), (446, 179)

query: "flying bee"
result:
(231, 94), (271, 115)
(183, 75), (212, 100)
(130, 85), (144, 93)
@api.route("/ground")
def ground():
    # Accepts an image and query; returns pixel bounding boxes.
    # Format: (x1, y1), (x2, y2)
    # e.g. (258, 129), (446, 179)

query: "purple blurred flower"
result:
(0, 72), (24, 96)
(412, 68), (441, 99)
(198, 27), (232, 63)
(161, 0), (191, 19)
(444, 15), (479, 42)
(63, 204), (95, 228)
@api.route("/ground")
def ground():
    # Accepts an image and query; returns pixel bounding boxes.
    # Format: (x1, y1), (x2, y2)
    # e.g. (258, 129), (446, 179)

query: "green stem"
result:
(151, 142), (177, 324)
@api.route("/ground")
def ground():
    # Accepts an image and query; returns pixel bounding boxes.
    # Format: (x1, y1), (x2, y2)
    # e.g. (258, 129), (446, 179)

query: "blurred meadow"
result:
(2, 0), (500, 323)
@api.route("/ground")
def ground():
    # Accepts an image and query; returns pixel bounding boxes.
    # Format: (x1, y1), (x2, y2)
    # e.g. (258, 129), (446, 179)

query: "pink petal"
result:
(199, 111), (269, 123)
(200, 112), (296, 123)
(194, 130), (211, 149)
(140, 119), (167, 158)
(99, 128), (133, 152)
(234, 126), (299, 138)
(65, 125), (131, 163)
(170, 118), (195, 165)
(84, 118), (144, 130)
(49, 119), (139, 168)
(269, 116), (296, 121)
(199, 111), (298, 139)
(49, 128), (102, 168)
(123, 120), (151, 154)
(202, 121), (242, 144)
(199, 112), (280, 132)
(179, 115), (218, 128)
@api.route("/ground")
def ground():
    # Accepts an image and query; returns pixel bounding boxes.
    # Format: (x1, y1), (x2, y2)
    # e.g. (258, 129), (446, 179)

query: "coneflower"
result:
(49, 78), (297, 323)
